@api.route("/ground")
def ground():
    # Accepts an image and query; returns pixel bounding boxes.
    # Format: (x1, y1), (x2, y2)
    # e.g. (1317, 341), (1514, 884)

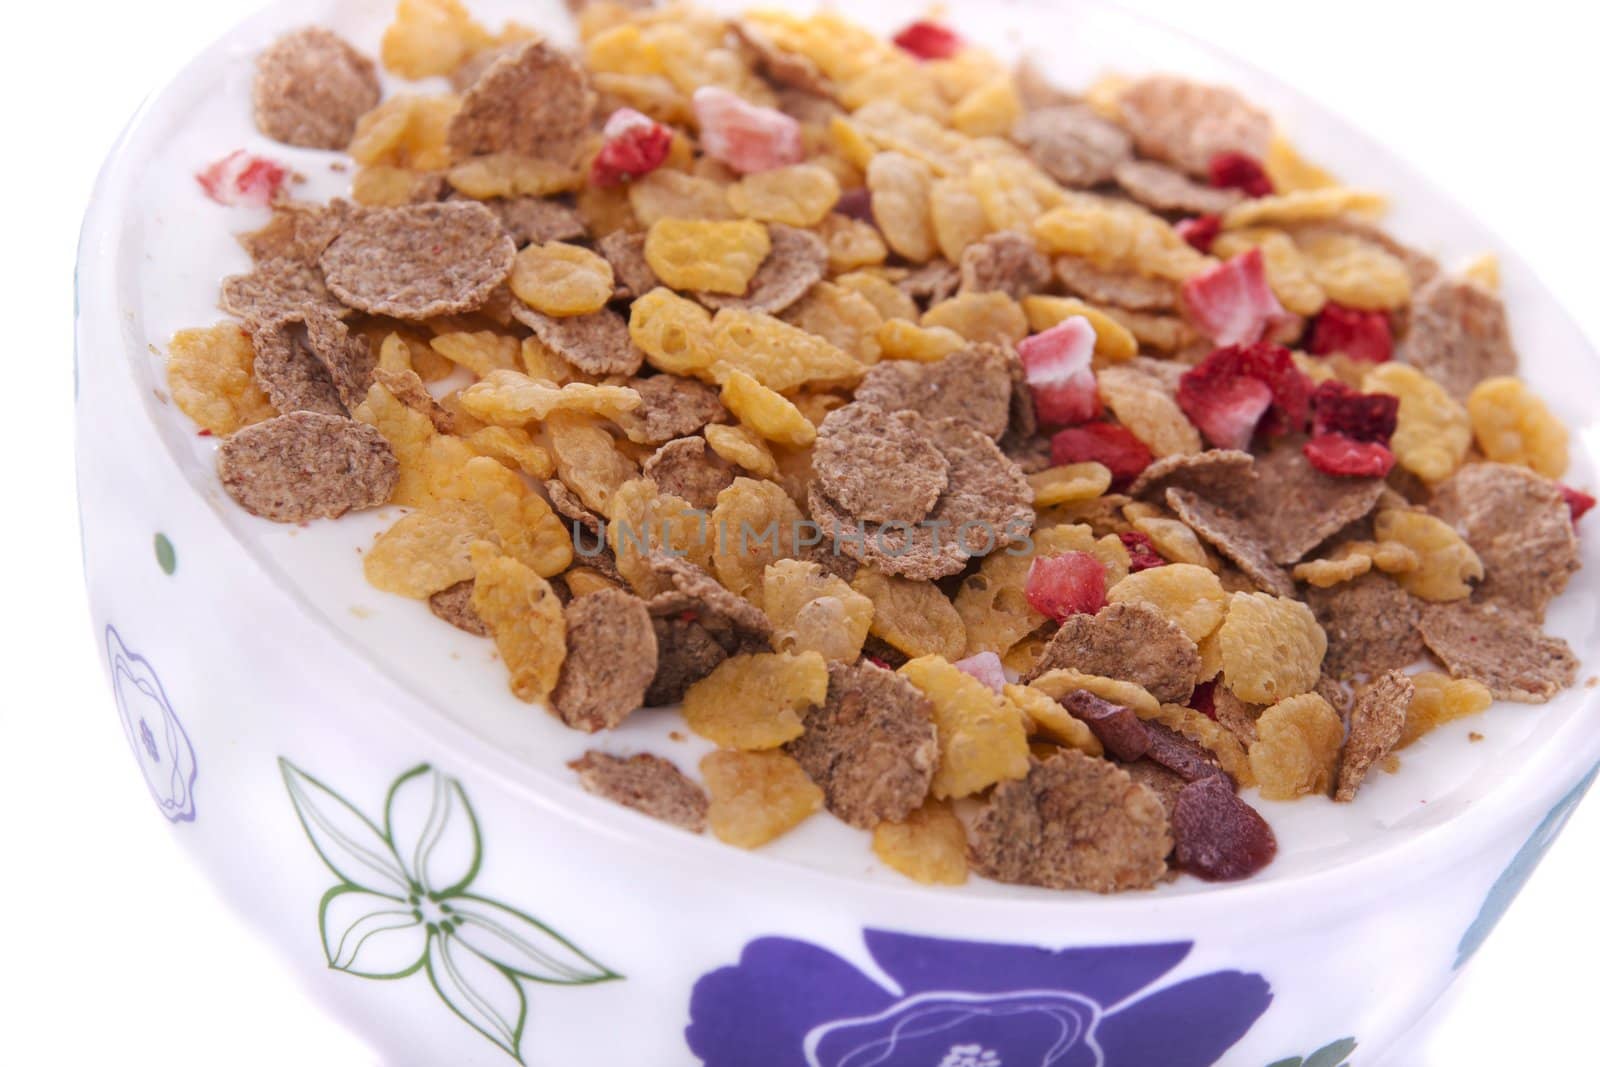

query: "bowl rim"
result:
(76, 0), (1600, 921)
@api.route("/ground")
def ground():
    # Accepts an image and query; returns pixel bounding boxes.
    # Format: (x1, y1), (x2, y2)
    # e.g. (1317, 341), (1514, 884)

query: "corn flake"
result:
(364, 500), (495, 598)
(876, 319), (967, 363)
(1374, 509), (1483, 602)
(1028, 463), (1113, 506)
(707, 308), (861, 392)
(1362, 363), (1472, 483)
(1021, 297), (1138, 364)
(645, 218), (771, 295)
(460, 370), (641, 425)
(899, 655), (1029, 799)
(872, 799), (969, 885)
(1028, 668), (1161, 720)
(1220, 187), (1387, 230)
(471, 542), (566, 703)
(702, 749), (824, 849)
(1466, 376), (1569, 479)
(851, 568), (967, 661)
(683, 650), (829, 749)
(166, 324), (276, 436)
(546, 411), (639, 516)
(704, 423), (778, 477)
(510, 242), (615, 317)
(629, 287), (716, 375)
(761, 559), (874, 662)
(710, 476), (804, 603)
(1107, 563), (1227, 644)
(1217, 592), (1326, 704)
(430, 330), (521, 377)
(718, 368), (817, 447)
(922, 291), (1028, 346)
(1398, 672), (1493, 749)
(1005, 682), (1104, 757)
(867, 151), (937, 262)
(380, 0), (491, 79)
(727, 164), (840, 226)
(1295, 229), (1411, 310)
(1248, 692), (1342, 800)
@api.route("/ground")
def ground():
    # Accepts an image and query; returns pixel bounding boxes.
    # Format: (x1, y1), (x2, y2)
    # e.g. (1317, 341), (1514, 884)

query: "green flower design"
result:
(280, 760), (619, 1062)
(1266, 1036), (1357, 1067)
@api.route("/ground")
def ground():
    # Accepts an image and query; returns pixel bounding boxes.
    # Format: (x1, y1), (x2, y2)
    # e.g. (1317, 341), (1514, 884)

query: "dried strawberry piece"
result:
(1019, 318), (1101, 428)
(1307, 303), (1393, 363)
(1208, 151), (1273, 197)
(1188, 680), (1217, 719)
(1309, 380), (1399, 445)
(1119, 530), (1167, 572)
(1176, 214), (1221, 254)
(197, 150), (287, 207)
(1025, 551), (1107, 621)
(892, 20), (964, 60)
(1558, 484), (1595, 525)
(1176, 342), (1312, 448)
(590, 108), (674, 187)
(1048, 422), (1154, 489)
(1303, 433), (1396, 478)
(953, 651), (1006, 693)
(1061, 691), (1149, 761)
(1180, 247), (1290, 347)
(1171, 774), (1278, 881)
(1145, 721), (1233, 785)
(692, 87), (804, 174)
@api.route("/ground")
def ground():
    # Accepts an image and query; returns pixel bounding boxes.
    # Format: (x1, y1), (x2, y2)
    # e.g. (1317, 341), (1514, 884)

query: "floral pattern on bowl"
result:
(687, 929), (1272, 1066)
(106, 624), (197, 822)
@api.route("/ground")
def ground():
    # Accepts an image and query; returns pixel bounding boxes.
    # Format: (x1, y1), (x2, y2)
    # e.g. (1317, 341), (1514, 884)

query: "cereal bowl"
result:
(75, 0), (1600, 1063)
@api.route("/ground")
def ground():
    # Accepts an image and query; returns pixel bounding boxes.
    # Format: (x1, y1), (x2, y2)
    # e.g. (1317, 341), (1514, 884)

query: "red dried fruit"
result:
(1061, 690), (1149, 761)
(590, 108), (674, 187)
(1048, 422), (1154, 488)
(1558, 484), (1595, 525)
(1189, 679), (1217, 719)
(1176, 214), (1221, 254)
(1019, 318), (1101, 428)
(953, 651), (1006, 693)
(834, 187), (875, 223)
(1303, 433), (1397, 478)
(1180, 247), (1289, 347)
(1025, 551), (1108, 621)
(1208, 151), (1273, 197)
(1309, 380), (1399, 445)
(892, 20), (964, 60)
(197, 149), (287, 207)
(1119, 530), (1167, 572)
(1307, 303), (1393, 363)
(1176, 342), (1312, 448)
(1171, 774), (1277, 881)
(692, 87), (804, 174)
(1145, 721), (1232, 785)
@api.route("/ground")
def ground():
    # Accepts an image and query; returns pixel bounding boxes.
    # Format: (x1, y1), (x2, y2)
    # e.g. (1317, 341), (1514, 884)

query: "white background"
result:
(3, 0), (1596, 1063)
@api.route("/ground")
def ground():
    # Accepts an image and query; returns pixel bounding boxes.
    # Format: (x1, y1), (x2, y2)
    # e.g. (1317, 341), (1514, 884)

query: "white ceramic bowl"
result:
(76, 1), (1600, 1063)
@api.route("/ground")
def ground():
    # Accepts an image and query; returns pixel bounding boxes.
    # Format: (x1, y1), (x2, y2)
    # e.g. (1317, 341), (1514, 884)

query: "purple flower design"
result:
(687, 930), (1271, 1067)
(106, 625), (197, 822)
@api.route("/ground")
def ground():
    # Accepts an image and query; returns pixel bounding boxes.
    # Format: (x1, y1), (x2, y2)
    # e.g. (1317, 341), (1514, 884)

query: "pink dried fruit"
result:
(1309, 380), (1399, 445)
(1049, 422), (1154, 488)
(1308, 303), (1393, 363)
(1018, 318), (1100, 428)
(1207, 151), (1273, 197)
(1144, 720), (1230, 785)
(954, 651), (1007, 693)
(590, 108), (674, 188)
(1060, 690), (1149, 761)
(1176, 214), (1221, 253)
(1025, 551), (1108, 621)
(1303, 433), (1396, 478)
(196, 150), (286, 207)
(1119, 530), (1167, 572)
(1559, 484), (1595, 524)
(892, 20), (964, 60)
(1171, 774), (1277, 881)
(692, 87), (804, 175)
(1180, 247), (1289, 346)
(1177, 342), (1312, 448)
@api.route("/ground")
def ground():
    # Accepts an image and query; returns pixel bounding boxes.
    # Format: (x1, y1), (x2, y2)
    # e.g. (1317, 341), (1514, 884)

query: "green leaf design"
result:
(1265, 1060), (1302, 1067)
(282, 758), (619, 1062)
(154, 532), (176, 575)
(1304, 1037), (1358, 1067)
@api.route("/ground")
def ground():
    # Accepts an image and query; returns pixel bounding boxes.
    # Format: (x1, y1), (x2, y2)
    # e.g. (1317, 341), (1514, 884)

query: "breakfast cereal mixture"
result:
(165, 0), (1591, 893)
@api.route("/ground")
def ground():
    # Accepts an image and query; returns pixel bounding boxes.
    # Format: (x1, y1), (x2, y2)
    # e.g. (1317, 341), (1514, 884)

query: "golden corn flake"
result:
(702, 748), (824, 849)
(837, 270), (919, 323)
(1466, 376), (1569, 479)
(950, 73), (1024, 138)
(166, 324), (276, 436)
(564, 566), (619, 598)
(876, 319), (967, 363)
(1029, 667), (1162, 721)
(471, 541), (566, 703)
(1462, 252), (1501, 292)
(1032, 198), (1210, 282)
(1196, 629), (1223, 682)
(762, 559), (874, 662)
(867, 151), (937, 263)
(1295, 229), (1412, 311)
(1130, 515), (1212, 568)
(851, 568), (967, 661)
(460, 370), (641, 425)
(1107, 563), (1227, 644)
(448, 456), (572, 577)
(968, 157), (1066, 234)
(1264, 134), (1339, 193)
(727, 164), (841, 226)
(718, 368), (817, 447)
(645, 218), (771, 295)
(448, 153), (584, 199)
(364, 500), (495, 598)
(1248, 692), (1342, 801)
(629, 287), (716, 375)
(352, 382), (443, 508)
(467, 424), (555, 479)
(350, 93), (461, 172)
(430, 330), (521, 377)
(872, 799), (969, 885)
(704, 423), (778, 477)
(380, 0), (491, 79)
(626, 169), (734, 226)
(1292, 554), (1371, 588)
(785, 282), (885, 365)
(899, 655), (1029, 799)
(546, 410), (639, 516)
(710, 476), (804, 603)
(922, 291), (1028, 346)
(1021, 297), (1137, 364)
(606, 478), (714, 593)
(817, 214), (890, 273)
(707, 308), (861, 392)
(1004, 682), (1103, 757)
(351, 165), (430, 207)
(1028, 463), (1113, 506)
(1362, 362), (1472, 483)
(510, 242), (615, 317)
(1217, 592), (1326, 705)
(1212, 228), (1326, 317)
(682, 650), (829, 750)
(1220, 187), (1387, 230)
(929, 176), (992, 263)
(1398, 671), (1493, 749)
(1096, 365), (1202, 457)
(1373, 509), (1483, 602)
